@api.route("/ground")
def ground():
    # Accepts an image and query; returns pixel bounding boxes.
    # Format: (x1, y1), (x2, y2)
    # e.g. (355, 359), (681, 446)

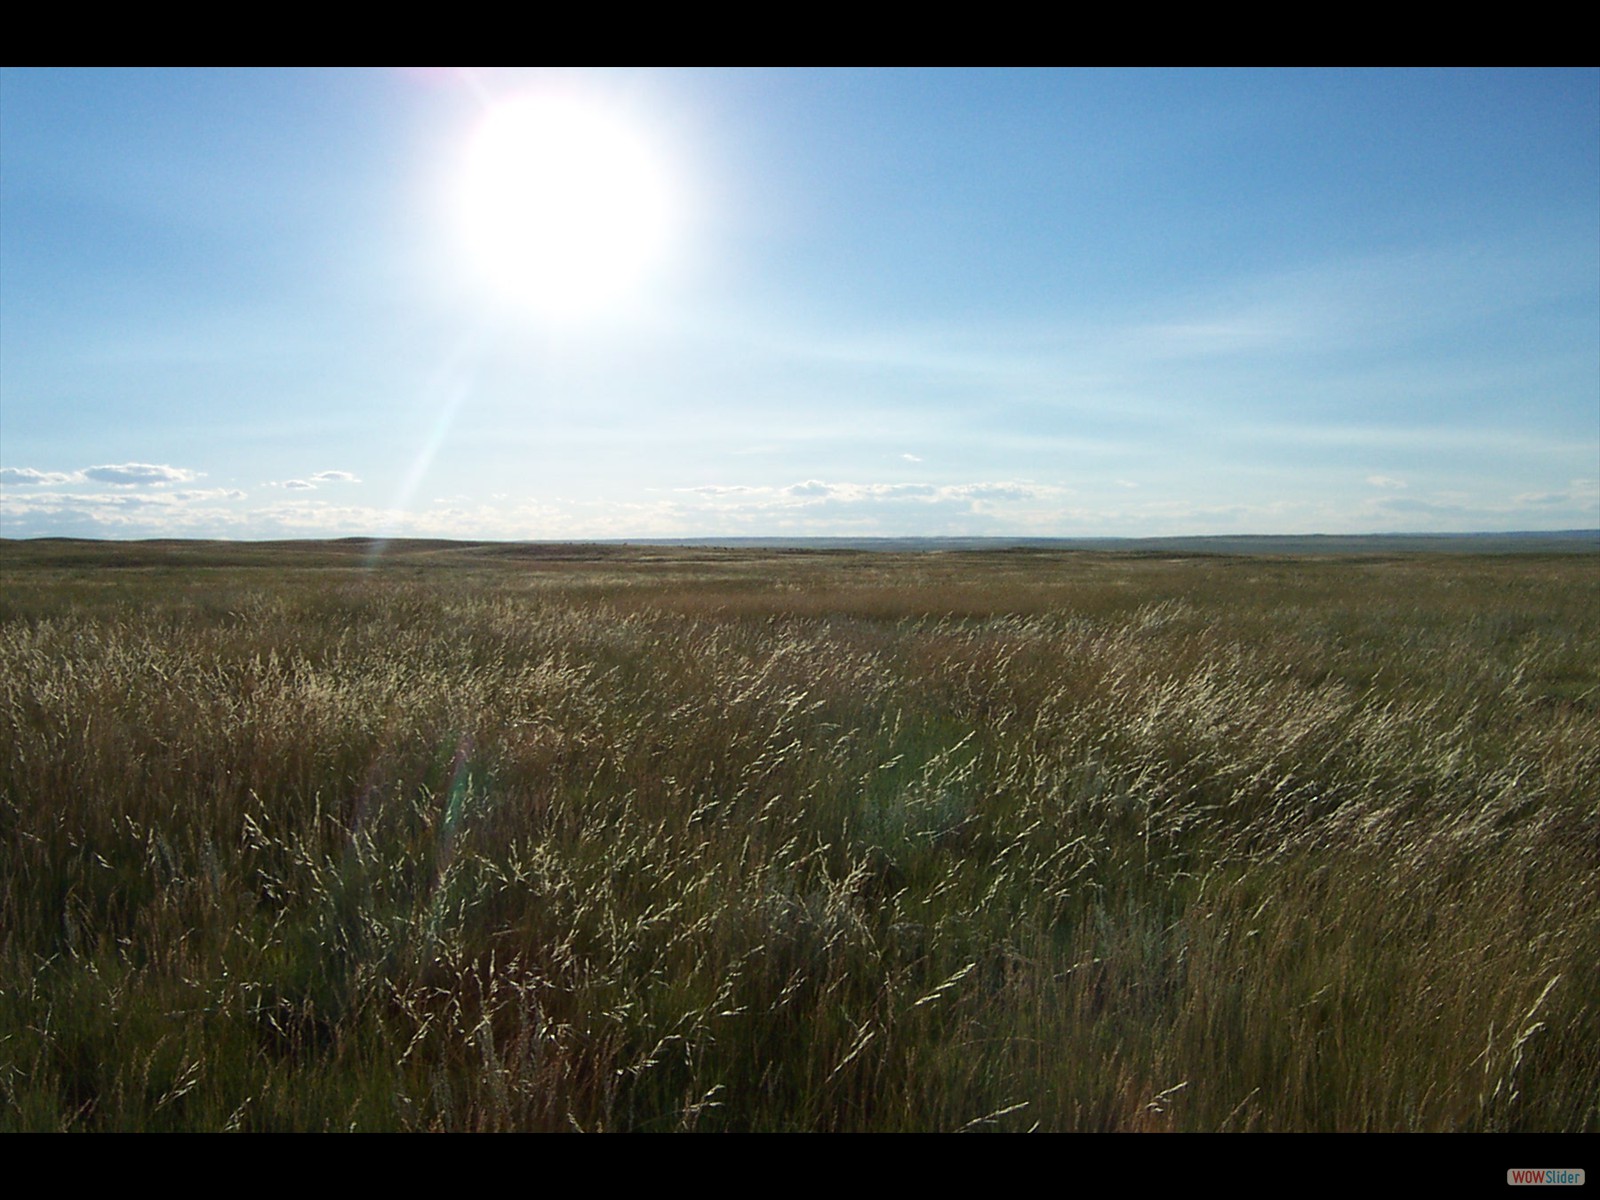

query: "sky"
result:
(2, 67), (1596, 540)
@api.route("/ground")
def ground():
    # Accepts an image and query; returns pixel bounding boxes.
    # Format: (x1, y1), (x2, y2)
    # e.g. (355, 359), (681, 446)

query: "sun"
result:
(457, 92), (674, 318)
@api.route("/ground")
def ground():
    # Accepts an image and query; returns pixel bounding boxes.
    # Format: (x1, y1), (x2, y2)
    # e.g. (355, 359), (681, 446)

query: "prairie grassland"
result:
(1, 541), (1596, 1131)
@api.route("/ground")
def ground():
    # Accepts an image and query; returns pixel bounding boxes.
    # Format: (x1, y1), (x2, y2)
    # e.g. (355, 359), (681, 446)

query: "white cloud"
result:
(671, 479), (1073, 525)
(679, 484), (764, 497)
(309, 470), (360, 483)
(0, 467), (80, 485)
(941, 482), (1047, 502)
(1365, 475), (1408, 490)
(277, 479), (316, 491)
(784, 480), (832, 498)
(81, 463), (198, 486)
(692, 478), (1062, 502)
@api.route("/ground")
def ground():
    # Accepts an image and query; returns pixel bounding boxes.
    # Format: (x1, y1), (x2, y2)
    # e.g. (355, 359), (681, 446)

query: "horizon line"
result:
(6, 529), (1597, 551)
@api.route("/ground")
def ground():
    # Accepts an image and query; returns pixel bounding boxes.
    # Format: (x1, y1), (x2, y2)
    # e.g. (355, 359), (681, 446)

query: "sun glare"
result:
(457, 93), (674, 319)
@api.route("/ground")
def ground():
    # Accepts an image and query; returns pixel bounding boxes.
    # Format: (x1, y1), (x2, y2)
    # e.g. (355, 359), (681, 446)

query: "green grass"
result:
(1, 540), (1596, 1130)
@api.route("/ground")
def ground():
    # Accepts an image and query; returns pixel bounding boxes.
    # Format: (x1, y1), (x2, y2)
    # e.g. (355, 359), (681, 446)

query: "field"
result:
(1, 538), (1596, 1132)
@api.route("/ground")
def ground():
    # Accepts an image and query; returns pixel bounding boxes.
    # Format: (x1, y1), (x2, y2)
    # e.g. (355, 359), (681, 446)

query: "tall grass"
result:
(1, 544), (1595, 1130)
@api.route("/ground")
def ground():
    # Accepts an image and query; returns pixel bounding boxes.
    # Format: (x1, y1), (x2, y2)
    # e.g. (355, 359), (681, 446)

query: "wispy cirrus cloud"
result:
(1511, 490), (1575, 508)
(3, 488), (242, 513)
(675, 479), (1074, 522)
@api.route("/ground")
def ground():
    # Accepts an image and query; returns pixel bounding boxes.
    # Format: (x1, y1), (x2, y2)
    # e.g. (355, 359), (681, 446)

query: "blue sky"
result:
(3, 67), (1596, 539)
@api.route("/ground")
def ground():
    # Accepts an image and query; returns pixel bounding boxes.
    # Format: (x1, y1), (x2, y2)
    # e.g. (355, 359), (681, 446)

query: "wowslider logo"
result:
(1508, 1170), (1585, 1186)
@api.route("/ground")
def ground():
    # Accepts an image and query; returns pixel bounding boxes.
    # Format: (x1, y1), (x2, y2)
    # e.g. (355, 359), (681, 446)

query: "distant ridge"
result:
(4, 530), (1596, 560)
(607, 531), (1600, 555)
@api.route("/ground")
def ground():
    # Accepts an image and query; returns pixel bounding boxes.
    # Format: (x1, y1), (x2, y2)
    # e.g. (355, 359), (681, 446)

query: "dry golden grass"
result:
(1, 541), (1595, 1130)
